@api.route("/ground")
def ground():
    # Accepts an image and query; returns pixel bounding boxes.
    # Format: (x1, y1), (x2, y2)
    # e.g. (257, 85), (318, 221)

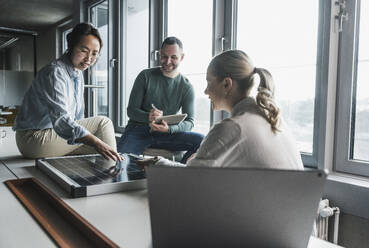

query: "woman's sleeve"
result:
(187, 119), (241, 167)
(154, 119), (241, 168)
(42, 67), (90, 144)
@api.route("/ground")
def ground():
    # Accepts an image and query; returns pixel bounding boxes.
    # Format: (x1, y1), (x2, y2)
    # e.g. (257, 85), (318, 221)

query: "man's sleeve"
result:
(42, 68), (90, 144)
(127, 71), (150, 123)
(168, 86), (195, 133)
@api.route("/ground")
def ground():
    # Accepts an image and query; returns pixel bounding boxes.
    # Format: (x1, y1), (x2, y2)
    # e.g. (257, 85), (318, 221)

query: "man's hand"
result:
(149, 106), (163, 122)
(149, 120), (169, 133)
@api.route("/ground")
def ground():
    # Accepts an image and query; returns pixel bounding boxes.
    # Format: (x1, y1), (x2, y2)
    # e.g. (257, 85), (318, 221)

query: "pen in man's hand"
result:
(151, 103), (158, 110)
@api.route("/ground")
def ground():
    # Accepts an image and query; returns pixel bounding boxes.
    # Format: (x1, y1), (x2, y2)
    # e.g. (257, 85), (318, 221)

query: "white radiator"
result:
(314, 199), (340, 244)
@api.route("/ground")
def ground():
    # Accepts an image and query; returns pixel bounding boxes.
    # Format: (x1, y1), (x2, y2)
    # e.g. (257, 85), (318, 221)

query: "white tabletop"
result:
(0, 149), (343, 248)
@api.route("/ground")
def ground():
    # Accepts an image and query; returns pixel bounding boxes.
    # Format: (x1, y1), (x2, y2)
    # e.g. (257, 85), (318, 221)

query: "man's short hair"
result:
(161, 36), (183, 50)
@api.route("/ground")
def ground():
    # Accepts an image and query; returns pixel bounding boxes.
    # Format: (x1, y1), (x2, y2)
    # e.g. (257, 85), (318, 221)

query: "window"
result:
(62, 28), (72, 54)
(166, 0), (213, 135)
(119, 0), (150, 128)
(58, 19), (73, 57)
(352, 0), (369, 161)
(90, 1), (109, 117)
(336, 0), (369, 176)
(80, 0), (369, 178)
(237, 0), (319, 155)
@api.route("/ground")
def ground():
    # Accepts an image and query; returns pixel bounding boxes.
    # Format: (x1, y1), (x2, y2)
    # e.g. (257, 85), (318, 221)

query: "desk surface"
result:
(0, 133), (343, 248)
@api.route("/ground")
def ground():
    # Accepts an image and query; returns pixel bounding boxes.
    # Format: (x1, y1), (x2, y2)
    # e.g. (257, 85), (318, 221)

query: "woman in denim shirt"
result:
(13, 23), (121, 161)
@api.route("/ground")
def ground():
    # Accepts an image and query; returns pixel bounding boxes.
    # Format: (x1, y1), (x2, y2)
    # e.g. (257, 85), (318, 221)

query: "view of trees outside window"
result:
(237, 0), (318, 154)
(353, 0), (369, 161)
(167, 0), (212, 135)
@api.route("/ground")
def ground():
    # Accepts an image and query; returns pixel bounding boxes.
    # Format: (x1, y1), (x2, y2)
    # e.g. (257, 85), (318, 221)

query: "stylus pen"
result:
(151, 103), (158, 110)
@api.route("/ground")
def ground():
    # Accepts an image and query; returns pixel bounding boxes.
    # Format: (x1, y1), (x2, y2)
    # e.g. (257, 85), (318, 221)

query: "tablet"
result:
(154, 114), (187, 125)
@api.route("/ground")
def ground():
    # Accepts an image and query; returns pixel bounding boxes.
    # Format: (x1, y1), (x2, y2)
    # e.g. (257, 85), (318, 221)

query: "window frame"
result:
(58, 19), (73, 57)
(334, 0), (369, 176)
(308, 0), (331, 169)
(84, 0), (119, 122)
(116, 0), (153, 132)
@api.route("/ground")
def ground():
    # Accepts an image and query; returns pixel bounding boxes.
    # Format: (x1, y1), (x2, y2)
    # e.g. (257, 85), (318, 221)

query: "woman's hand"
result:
(136, 156), (160, 169)
(94, 139), (123, 161)
(149, 120), (169, 133)
(186, 153), (197, 164)
(77, 134), (123, 161)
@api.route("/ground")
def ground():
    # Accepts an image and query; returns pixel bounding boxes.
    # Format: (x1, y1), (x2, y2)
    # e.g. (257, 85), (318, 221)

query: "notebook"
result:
(146, 166), (327, 248)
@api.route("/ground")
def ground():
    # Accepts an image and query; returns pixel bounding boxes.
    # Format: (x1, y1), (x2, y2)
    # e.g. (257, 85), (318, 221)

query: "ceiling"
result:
(0, 0), (74, 32)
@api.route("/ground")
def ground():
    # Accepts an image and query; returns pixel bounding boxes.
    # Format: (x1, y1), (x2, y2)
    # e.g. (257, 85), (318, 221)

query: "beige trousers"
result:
(15, 116), (116, 158)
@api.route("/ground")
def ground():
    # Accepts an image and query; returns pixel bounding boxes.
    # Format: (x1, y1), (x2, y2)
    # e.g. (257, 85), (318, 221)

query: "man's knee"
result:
(190, 132), (204, 147)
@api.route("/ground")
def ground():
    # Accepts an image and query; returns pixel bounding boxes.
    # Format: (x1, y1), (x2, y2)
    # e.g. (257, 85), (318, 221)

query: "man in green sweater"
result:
(117, 37), (204, 163)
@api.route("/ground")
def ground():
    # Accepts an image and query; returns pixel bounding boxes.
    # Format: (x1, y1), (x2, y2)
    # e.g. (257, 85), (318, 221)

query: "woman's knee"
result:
(94, 116), (113, 127)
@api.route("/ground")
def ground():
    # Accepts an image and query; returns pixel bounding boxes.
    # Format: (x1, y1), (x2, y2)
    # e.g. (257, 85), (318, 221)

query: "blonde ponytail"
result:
(208, 50), (281, 132)
(255, 68), (281, 133)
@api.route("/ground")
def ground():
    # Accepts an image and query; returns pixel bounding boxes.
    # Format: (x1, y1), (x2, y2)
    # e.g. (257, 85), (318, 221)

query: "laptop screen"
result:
(147, 167), (326, 248)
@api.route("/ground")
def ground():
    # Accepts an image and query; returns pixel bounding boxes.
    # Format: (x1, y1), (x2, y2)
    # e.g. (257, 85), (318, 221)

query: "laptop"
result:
(146, 166), (327, 248)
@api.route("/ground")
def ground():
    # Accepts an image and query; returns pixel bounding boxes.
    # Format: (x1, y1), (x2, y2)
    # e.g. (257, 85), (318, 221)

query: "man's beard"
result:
(161, 63), (178, 72)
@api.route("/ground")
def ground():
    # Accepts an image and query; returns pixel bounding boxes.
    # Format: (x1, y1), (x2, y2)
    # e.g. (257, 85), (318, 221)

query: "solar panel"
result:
(36, 153), (146, 198)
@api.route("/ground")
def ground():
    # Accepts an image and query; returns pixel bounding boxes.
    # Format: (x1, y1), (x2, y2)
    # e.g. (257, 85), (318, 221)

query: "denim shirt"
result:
(13, 54), (90, 145)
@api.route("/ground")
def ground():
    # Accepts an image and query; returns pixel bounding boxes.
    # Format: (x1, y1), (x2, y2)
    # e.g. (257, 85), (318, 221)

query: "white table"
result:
(0, 151), (343, 247)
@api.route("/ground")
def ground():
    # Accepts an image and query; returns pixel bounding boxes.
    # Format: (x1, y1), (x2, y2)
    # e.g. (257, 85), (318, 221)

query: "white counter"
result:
(0, 137), (343, 248)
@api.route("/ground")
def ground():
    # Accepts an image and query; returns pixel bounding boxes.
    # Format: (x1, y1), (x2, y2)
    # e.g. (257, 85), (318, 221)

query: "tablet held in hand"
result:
(154, 114), (187, 125)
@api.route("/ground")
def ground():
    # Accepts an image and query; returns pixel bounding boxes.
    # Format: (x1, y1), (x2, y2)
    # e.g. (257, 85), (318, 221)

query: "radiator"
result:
(314, 199), (340, 244)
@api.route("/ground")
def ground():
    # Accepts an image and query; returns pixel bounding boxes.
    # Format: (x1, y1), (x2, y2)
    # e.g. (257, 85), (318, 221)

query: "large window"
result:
(90, 1), (109, 117)
(352, 0), (369, 161)
(166, 0), (213, 135)
(336, 0), (369, 176)
(82, 0), (369, 178)
(237, 0), (319, 155)
(119, 0), (149, 128)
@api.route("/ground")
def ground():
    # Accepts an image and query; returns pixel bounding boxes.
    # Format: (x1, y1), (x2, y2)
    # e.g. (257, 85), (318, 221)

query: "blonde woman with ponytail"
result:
(138, 50), (303, 170)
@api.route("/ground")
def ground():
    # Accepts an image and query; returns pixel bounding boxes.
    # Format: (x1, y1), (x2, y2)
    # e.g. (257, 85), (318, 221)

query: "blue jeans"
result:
(117, 124), (204, 164)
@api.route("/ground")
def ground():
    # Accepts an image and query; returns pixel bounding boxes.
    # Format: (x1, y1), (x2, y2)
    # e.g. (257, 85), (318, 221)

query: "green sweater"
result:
(127, 67), (195, 133)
